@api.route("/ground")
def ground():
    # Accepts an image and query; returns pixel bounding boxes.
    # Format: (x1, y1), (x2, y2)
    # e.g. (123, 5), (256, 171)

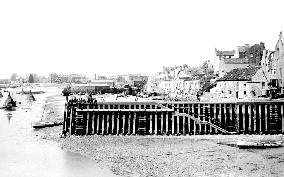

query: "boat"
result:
(237, 140), (283, 149)
(31, 121), (48, 128)
(31, 120), (63, 128)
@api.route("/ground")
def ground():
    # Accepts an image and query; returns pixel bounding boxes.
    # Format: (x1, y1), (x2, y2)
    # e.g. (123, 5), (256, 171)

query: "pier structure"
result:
(63, 99), (284, 135)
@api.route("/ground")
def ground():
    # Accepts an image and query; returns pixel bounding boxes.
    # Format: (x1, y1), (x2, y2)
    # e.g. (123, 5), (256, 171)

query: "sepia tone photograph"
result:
(1, 0), (284, 176)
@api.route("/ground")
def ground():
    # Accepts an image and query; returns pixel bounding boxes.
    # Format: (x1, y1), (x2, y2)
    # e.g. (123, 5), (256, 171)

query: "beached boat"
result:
(31, 121), (48, 128)
(31, 120), (63, 128)
(237, 140), (283, 149)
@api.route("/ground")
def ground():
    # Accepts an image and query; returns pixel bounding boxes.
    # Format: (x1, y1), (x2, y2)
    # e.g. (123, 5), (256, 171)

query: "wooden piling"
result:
(117, 112), (120, 135)
(182, 115), (186, 135)
(253, 105), (257, 133)
(86, 105), (90, 134)
(259, 105), (262, 134)
(187, 106), (191, 135)
(197, 104), (200, 134)
(242, 105), (245, 133)
(282, 104), (284, 134)
(106, 113), (110, 135)
(92, 112), (96, 134)
(192, 104), (196, 135)
(150, 113), (153, 134)
(69, 107), (73, 134)
(218, 104), (222, 133)
(160, 113), (164, 134)
(123, 113), (126, 135)
(235, 104), (239, 133)
(172, 115), (175, 135)
(265, 105), (268, 133)
(155, 112), (158, 135)
(166, 112), (169, 134)
(248, 104), (252, 133)
(96, 112), (100, 134)
(133, 112), (136, 135)
(112, 112), (115, 134)
(224, 104), (227, 129)
(128, 112), (131, 135)
(229, 104), (233, 129)
(63, 103), (67, 133)
(64, 101), (284, 136)
(102, 113), (105, 135)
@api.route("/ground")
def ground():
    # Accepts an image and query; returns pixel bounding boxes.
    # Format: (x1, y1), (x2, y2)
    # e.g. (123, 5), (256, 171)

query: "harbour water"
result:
(0, 88), (119, 177)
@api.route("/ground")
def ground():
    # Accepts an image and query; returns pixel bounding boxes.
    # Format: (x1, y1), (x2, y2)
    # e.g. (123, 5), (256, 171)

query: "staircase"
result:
(155, 103), (236, 135)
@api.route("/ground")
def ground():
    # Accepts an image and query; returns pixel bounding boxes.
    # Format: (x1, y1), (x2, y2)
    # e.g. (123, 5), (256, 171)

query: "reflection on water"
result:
(0, 88), (119, 177)
(6, 112), (13, 123)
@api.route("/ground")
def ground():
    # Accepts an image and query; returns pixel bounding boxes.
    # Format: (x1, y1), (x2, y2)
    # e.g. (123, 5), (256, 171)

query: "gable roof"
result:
(216, 50), (235, 56)
(224, 58), (249, 64)
(218, 67), (261, 81)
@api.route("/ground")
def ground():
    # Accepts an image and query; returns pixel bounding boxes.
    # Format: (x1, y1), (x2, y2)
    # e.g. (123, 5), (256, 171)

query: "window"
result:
(262, 82), (265, 88)
(244, 91), (246, 95)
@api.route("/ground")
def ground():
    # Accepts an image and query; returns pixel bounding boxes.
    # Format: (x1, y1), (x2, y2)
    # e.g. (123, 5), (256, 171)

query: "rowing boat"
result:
(237, 140), (283, 149)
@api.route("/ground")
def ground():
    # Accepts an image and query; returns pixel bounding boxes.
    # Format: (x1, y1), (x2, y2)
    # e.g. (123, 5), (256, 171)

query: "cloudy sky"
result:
(0, 0), (284, 79)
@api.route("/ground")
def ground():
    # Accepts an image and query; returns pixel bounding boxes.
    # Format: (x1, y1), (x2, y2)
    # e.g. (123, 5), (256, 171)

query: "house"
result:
(214, 43), (265, 77)
(211, 67), (267, 99)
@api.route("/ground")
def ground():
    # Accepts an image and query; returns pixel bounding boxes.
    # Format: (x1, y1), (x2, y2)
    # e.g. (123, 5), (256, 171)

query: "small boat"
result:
(237, 140), (283, 149)
(32, 121), (48, 128)
(32, 120), (63, 128)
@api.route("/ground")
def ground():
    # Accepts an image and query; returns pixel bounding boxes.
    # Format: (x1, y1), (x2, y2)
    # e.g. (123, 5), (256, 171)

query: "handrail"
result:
(156, 102), (236, 134)
(175, 113), (234, 134)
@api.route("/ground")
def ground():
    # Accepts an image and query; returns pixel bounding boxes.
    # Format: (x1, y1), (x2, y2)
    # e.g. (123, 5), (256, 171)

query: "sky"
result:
(1, 0), (284, 79)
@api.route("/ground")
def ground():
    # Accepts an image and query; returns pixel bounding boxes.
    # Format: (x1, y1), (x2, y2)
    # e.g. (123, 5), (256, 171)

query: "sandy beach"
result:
(37, 90), (284, 177)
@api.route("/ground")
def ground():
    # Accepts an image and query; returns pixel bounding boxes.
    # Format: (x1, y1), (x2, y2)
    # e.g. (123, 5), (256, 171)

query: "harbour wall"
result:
(63, 100), (284, 135)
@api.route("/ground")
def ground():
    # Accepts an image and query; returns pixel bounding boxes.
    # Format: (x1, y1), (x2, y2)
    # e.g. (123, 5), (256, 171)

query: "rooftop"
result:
(218, 67), (260, 81)
(224, 58), (249, 64)
(216, 50), (235, 56)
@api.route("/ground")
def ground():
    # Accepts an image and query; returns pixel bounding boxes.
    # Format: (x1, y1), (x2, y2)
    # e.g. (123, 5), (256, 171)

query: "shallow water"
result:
(0, 88), (119, 177)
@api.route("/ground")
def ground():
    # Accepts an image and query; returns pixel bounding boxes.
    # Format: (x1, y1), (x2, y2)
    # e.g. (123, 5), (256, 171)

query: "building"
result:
(90, 79), (115, 87)
(214, 43), (265, 77)
(210, 67), (267, 99)
(145, 65), (202, 100)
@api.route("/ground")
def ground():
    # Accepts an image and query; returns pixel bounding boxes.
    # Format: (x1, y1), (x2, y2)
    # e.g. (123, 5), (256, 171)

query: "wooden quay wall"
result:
(63, 100), (284, 135)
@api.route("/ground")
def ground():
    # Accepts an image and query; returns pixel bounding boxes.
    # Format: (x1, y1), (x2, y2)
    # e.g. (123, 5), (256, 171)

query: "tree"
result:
(10, 73), (18, 81)
(28, 74), (34, 83)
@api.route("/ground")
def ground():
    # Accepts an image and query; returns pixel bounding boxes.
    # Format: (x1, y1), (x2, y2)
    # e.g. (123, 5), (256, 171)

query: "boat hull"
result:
(237, 141), (283, 149)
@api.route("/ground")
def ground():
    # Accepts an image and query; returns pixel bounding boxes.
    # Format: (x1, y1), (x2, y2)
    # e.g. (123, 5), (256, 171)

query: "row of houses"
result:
(145, 64), (211, 99)
(144, 32), (284, 101)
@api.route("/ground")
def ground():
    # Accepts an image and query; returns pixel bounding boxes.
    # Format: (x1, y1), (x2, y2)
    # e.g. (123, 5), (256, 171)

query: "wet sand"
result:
(39, 91), (284, 177)
(0, 88), (120, 177)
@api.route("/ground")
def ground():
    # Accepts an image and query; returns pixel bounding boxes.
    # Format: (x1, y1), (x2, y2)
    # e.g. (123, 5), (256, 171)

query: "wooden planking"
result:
(282, 105), (284, 134)
(155, 112), (158, 135)
(242, 105), (246, 133)
(65, 101), (284, 136)
(122, 114), (126, 135)
(166, 112), (169, 134)
(265, 105), (268, 133)
(112, 112), (115, 134)
(97, 112), (100, 134)
(253, 105), (257, 133)
(235, 104), (239, 133)
(150, 113), (153, 135)
(69, 107), (73, 134)
(259, 105), (262, 134)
